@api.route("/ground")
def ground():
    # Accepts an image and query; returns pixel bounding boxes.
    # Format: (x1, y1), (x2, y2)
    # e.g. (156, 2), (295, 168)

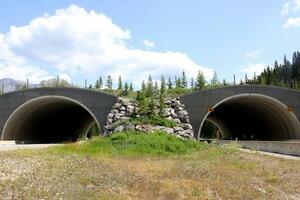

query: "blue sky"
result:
(0, 0), (300, 87)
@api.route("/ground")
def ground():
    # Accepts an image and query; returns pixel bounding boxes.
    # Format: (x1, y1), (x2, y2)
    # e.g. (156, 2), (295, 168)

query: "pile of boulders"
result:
(160, 98), (194, 138)
(103, 97), (194, 139)
(104, 98), (138, 133)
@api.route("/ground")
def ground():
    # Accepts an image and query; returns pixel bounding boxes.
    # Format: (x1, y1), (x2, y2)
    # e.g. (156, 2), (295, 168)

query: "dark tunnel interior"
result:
(200, 95), (300, 141)
(2, 97), (98, 143)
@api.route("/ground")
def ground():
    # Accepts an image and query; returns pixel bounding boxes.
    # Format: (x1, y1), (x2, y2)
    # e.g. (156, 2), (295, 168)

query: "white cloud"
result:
(0, 4), (213, 86)
(0, 33), (54, 83)
(281, 2), (291, 16)
(142, 40), (155, 48)
(241, 63), (266, 75)
(281, 0), (300, 16)
(283, 17), (300, 28)
(244, 50), (262, 59)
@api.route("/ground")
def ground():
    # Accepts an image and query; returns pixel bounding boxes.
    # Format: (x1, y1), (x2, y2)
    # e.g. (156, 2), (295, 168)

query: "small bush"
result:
(47, 131), (208, 156)
(130, 115), (176, 128)
(149, 115), (177, 127)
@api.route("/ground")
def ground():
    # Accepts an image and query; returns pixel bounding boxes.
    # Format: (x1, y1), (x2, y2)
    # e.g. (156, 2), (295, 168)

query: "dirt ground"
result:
(0, 146), (299, 200)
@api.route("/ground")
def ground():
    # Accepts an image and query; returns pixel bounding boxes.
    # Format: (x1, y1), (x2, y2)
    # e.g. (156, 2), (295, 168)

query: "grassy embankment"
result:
(0, 131), (300, 199)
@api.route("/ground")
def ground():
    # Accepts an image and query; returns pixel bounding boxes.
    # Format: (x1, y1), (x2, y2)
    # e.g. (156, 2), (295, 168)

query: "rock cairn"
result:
(104, 98), (138, 133)
(161, 98), (194, 138)
(103, 97), (194, 139)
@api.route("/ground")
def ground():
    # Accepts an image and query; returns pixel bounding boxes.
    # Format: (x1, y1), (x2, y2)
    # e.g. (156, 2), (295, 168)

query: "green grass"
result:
(3, 132), (300, 199)
(46, 131), (207, 156)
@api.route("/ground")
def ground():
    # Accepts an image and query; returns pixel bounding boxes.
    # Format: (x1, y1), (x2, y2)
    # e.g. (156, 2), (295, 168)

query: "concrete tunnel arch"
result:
(198, 93), (300, 141)
(1, 95), (101, 143)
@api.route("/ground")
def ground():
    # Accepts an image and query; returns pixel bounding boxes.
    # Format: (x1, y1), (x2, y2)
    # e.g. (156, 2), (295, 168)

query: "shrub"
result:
(47, 131), (208, 156)
(130, 115), (176, 128)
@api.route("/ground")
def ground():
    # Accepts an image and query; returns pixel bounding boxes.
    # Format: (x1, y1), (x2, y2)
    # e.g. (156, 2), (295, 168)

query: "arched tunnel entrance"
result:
(199, 94), (300, 141)
(1, 96), (100, 143)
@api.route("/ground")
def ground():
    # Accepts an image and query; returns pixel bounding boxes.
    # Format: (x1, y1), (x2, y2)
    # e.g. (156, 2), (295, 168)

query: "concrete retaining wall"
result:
(217, 140), (300, 156)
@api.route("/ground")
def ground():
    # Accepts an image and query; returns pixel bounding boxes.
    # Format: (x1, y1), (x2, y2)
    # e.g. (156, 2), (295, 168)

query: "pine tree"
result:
(195, 71), (206, 90)
(265, 66), (272, 85)
(148, 95), (155, 116)
(240, 79), (243, 85)
(99, 76), (103, 89)
(154, 81), (158, 93)
(245, 74), (248, 84)
(167, 77), (173, 90)
(160, 75), (166, 94)
(136, 91), (148, 115)
(129, 83), (133, 92)
(222, 79), (227, 86)
(146, 75), (153, 97)
(175, 76), (181, 89)
(106, 75), (113, 90)
(95, 80), (100, 89)
(123, 82), (129, 96)
(190, 77), (195, 89)
(141, 80), (146, 94)
(181, 70), (187, 88)
(211, 71), (219, 85)
(118, 76), (123, 90)
(253, 51), (300, 89)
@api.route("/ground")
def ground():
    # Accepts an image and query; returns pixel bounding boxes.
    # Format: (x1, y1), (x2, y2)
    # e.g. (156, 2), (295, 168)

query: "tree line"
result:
(90, 50), (300, 97)
(245, 51), (300, 89)
(91, 70), (222, 96)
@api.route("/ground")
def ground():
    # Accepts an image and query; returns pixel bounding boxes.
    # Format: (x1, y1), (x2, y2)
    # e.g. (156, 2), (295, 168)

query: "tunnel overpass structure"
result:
(180, 85), (300, 155)
(0, 88), (117, 143)
(0, 85), (299, 155)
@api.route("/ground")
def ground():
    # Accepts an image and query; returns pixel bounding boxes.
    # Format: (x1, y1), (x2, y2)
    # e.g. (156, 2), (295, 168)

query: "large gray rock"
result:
(173, 126), (184, 132)
(160, 127), (174, 134)
(177, 110), (188, 118)
(112, 109), (119, 114)
(164, 99), (172, 105)
(124, 124), (135, 131)
(120, 116), (130, 121)
(127, 105), (135, 113)
(114, 125), (124, 132)
(180, 116), (190, 123)
(120, 106), (126, 111)
(107, 118), (113, 124)
(162, 108), (171, 117)
(107, 113), (114, 119)
(175, 106), (183, 112)
(172, 100), (181, 107)
(113, 103), (122, 109)
(182, 123), (193, 130)
(184, 129), (194, 137)
(172, 118), (181, 124)
(119, 111), (126, 115)
(104, 125), (114, 131)
(170, 109), (177, 117)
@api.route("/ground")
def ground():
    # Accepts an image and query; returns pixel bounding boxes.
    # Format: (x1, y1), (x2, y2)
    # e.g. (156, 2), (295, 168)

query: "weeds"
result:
(46, 131), (207, 156)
